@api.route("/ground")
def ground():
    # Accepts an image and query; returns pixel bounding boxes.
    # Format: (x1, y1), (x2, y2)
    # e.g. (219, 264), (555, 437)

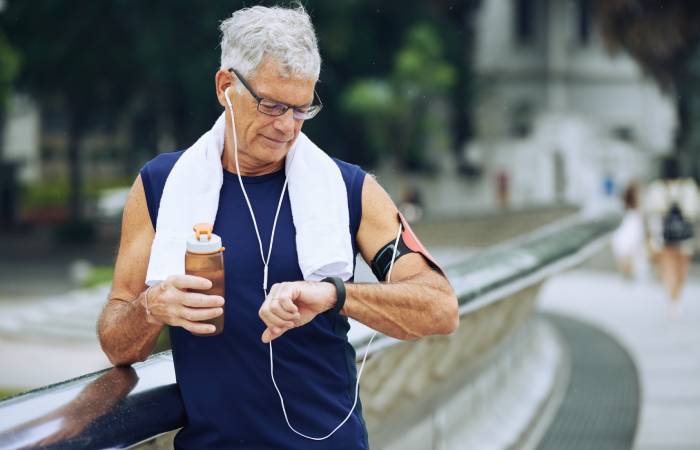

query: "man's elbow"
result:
(435, 293), (460, 335)
(102, 345), (147, 367)
(105, 349), (146, 367)
(98, 330), (145, 367)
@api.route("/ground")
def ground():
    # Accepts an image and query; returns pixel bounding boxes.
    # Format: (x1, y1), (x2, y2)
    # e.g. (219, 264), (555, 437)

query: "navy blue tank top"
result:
(140, 151), (369, 450)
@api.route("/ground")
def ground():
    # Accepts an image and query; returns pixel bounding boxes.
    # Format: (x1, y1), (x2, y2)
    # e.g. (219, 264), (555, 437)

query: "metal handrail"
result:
(350, 213), (617, 354)
(0, 213), (618, 450)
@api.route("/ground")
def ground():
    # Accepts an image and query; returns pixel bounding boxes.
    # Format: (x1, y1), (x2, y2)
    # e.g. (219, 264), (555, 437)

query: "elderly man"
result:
(98, 5), (458, 449)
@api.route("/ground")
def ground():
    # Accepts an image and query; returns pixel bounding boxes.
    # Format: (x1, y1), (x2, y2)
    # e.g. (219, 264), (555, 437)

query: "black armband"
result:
(370, 235), (413, 281)
(370, 212), (446, 282)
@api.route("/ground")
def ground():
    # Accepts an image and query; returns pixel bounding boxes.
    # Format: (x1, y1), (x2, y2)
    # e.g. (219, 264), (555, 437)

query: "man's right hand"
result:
(145, 274), (225, 335)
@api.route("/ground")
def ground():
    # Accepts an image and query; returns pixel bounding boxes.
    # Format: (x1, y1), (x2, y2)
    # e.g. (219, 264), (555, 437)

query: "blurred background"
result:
(0, 0), (699, 448)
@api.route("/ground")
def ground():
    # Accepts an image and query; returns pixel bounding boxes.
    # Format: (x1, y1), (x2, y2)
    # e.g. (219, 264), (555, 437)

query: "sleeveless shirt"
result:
(140, 151), (369, 450)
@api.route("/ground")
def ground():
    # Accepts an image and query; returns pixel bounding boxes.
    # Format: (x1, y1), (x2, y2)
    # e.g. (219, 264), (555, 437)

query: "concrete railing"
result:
(0, 213), (618, 450)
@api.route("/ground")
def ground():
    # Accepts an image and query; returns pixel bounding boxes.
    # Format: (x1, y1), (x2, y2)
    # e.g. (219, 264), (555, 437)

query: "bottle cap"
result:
(186, 223), (223, 254)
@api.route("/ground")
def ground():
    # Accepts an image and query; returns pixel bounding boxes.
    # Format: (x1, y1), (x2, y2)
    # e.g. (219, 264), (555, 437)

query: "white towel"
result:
(146, 112), (353, 286)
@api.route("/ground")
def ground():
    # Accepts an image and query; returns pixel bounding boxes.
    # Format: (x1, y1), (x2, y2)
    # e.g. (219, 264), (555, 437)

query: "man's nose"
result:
(273, 108), (297, 135)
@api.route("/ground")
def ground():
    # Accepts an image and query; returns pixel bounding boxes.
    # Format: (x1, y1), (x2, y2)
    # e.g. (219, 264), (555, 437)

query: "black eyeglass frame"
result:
(228, 68), (323, 120)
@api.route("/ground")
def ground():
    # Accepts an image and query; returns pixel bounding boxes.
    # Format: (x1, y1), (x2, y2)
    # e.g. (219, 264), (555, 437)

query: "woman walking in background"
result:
(645, 158), (700, 315)
(611, 182), (647, 280)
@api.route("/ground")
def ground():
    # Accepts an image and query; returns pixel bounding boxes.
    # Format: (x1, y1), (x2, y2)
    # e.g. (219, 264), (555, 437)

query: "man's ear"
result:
(215, 69), (234, 107)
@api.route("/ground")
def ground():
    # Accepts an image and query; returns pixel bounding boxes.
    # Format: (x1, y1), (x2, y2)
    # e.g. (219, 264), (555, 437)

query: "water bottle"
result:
(185, 223), (225, 336)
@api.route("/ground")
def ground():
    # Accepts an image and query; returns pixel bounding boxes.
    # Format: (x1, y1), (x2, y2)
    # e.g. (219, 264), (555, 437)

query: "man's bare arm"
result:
(258, 175), (459, 344)
(344, 261), (456, 340)
(97, 175), (224, 366)
(343, 175), (459, 340)
(97, 175), (163, 366)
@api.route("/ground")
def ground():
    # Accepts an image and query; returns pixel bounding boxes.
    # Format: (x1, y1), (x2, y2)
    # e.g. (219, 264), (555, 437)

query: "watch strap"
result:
(321, 276), (346, 315)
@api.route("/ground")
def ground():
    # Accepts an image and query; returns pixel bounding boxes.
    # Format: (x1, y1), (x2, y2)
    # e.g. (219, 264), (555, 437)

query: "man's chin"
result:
(251, 143), (291, 166)
(260, 135), (291, 150)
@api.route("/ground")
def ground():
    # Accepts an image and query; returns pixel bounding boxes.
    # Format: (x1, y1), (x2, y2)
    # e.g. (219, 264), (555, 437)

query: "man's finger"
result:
(262, 328), (273, 343)
(279, 297), (299, 315)
(260, 307), (295, 329)
(175, 318), (217, 335)
(180, 306), (224, 322)
(182, 292), (225, 308)
(169, 274), (213, 291)
(261, 325), (290, 343)
(270, 299), (298, 321)
(267, 282), (282, 299)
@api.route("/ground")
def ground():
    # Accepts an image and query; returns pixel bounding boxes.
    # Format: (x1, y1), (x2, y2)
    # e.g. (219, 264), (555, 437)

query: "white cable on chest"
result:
(225, 88), (288, 293)
(225, 88), (401, 441)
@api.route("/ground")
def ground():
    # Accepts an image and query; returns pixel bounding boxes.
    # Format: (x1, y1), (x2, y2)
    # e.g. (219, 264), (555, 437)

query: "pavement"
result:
(0, 224), (120, 390)
(538, 313), (640, 450)
(538, 264), (700, 450)
(0, 225), (117, 300)
(0, 286), (111, 390)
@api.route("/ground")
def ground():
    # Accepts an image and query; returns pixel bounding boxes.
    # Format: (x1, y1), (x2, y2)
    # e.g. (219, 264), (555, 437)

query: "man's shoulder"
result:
(331, 156), (361, 171)
(141, 150), (186, 181)
(331, 157), (367, 185)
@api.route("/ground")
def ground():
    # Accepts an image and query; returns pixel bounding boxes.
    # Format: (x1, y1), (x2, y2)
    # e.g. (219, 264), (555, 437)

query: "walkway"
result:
(0, 286), (111, 389)
(538, 266), (700, 450)
(539, 313), (640, 450)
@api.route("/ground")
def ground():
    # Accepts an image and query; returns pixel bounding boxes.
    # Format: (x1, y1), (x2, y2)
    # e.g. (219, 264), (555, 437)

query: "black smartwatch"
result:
(321, 276), (346, 315)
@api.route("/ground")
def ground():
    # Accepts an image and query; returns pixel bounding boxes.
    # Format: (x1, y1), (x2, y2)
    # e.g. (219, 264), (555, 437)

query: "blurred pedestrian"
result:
(496, 170), (509, 209)
(399, 186), (424, 223)
(645, 157), (700, 313)
(611, 182), (647, 279)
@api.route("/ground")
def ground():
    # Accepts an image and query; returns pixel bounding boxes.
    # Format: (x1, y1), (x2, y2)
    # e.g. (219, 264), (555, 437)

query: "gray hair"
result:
(220, 4), (321, 82)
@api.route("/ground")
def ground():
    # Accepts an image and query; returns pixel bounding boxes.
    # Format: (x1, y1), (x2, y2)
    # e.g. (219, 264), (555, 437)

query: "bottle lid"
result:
(186, 223), (223, 254)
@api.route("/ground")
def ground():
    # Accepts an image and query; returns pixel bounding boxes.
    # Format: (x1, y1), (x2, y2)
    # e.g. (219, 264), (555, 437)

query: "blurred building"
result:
(4, 100), (133, 184)
(1, 94), (40, 184)
(2, 0), (681, 219)
(468, 0), (676, 210)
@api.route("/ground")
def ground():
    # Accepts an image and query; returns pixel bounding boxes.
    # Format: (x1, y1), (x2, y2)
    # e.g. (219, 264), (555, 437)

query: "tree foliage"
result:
(0, 30), (18, 111)
(1, 0), (480, 220)
(342, 23), (456, 169)
(595, 0), (700, 88)
(0, 27), (19, 162)
(594, 0), (700, 178)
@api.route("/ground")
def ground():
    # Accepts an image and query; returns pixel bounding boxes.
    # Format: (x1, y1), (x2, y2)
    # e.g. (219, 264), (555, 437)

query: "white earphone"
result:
(223, 86), (233, 105)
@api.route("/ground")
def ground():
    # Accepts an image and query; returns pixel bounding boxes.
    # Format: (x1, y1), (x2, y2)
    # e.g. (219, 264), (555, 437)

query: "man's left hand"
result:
(259, 281), (337, 343)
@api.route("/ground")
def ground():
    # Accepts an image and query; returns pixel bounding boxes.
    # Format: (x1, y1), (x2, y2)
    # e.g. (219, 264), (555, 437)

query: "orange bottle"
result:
(185, 223), (225, 336)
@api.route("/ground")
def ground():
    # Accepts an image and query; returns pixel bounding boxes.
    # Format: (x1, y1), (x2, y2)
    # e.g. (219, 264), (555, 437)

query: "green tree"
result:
(2, 0), (481, 222)
(0, 29), (19, 158)
(342, 23), (456, 171)
(2, 0), (138, 224)
(595, 0), (700, 180)
(1, 0), (245, 225)
(433, 0), (482, 174)
(307, 0), (478, 167)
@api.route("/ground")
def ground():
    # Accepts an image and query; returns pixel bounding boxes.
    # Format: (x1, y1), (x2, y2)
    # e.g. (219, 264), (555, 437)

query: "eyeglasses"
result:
(228, 68), (323, 120)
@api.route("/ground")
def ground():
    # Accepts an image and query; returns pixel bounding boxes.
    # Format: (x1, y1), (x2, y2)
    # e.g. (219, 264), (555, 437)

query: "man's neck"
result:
(221, 143), (284, 176)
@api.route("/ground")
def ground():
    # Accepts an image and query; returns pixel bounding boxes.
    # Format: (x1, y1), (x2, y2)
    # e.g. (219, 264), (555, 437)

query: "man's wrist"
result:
(136, 287), (161, 325)
(321, 277), (346, 315)
(133, 289), (146, 310)
(140, 287), (149, 315)
(340, 282), (350, 316)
